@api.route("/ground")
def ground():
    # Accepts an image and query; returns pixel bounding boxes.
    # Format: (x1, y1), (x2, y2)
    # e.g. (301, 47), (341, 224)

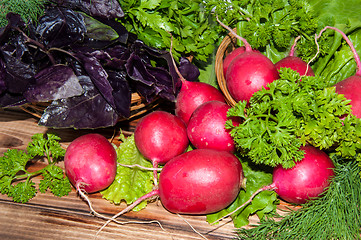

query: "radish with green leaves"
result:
(168, 39), (225, 125)
(213, 145), (334, 223)
(275, 36), (315, 77)
(217, 17), (279, 102)
(318, 26), (361, 118)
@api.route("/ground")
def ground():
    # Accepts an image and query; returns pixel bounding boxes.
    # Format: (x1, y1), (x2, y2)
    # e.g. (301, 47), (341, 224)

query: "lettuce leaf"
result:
(100, 134), (154, 211)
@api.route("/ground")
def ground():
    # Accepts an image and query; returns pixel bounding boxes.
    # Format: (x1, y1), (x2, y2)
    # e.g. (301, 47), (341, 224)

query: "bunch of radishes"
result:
(60, 23), (361, 230)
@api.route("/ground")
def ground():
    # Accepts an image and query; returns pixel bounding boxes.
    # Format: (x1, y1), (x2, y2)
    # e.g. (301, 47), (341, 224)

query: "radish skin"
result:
(64, 133), (117, 193)
(187, 100), (238, 152)
(217, 16), (279, 102)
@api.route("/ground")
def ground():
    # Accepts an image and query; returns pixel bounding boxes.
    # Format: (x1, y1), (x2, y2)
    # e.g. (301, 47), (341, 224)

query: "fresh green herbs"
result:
(0, 133), (71, 203)
(117, 0), (218, 61)
(227, 68), (361, 169)
(207, 0), (319, 63)
(100, 133), (154, 211)
(237, 157), (361, 240)
(0, 0), (47, 27)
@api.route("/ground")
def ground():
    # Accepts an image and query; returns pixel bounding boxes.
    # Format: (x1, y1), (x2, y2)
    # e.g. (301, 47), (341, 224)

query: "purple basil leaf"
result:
(0, 92), (27, 107)
(0, 59), (6, 94)
(36, 8), (86, 48)
(1, 44), (36, 93)
(74, 51), (117, 112)
(24, 65), (83, 102)
(52, 0), (124, 19)
(178, 57), (200, 82)
(38, 75), (119, 129)
(108, 70), (131, 118)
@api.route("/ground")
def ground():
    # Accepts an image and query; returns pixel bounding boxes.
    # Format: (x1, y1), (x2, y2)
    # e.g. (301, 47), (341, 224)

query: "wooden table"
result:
(0, 108), (251, 240)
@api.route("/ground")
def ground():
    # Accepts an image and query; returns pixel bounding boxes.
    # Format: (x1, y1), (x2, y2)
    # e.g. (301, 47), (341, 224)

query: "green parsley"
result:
(0, 133), (71, 203)
(226, 68), (361, 169)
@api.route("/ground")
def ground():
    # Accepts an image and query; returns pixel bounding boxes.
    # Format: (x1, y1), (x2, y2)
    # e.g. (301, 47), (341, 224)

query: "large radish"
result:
(217, 17), (279, 102)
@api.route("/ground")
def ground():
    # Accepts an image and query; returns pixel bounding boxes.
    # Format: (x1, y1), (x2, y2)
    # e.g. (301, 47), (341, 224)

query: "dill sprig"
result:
(237, 156), (361, 240)
(0, 0), (47, 27)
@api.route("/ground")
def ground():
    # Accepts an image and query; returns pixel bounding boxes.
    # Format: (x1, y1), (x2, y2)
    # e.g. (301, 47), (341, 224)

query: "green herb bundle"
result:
(237, 156), (361, 240)
(227, 68), (361, 169)
(0, 133), (71, 203)
(0, 0), (47, 27)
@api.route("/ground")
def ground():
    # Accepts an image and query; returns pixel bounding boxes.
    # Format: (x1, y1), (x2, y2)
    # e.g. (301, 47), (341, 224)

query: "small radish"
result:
(187, 100), (238, 152)
(213, 145), (334, 223)
(275, 36), (315, 77)
(217, 17), (279, 102)
(64, 133), (117, 193)
(168, 37), (225, 125)
(134, 111), (189, 184)
(99, 148), (244, 232)
(317, 26), (361, 118)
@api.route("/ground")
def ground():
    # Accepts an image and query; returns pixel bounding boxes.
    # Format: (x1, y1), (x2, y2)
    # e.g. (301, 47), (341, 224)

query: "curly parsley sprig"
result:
(227, 68), (361, 169)
(0, 133), (71, 203)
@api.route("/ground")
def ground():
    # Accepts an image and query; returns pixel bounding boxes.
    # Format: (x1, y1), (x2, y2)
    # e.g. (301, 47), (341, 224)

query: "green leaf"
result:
(8, 181), (37, 203)
(39, 165), (71, 197)
(101, 134), (154, 211)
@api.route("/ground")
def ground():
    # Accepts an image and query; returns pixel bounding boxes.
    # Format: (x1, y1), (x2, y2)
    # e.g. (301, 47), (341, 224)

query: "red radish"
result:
(223, 47), (259, 76)
(158, 149), (244, 214)
(275, 36), (315, 77)
(213, 145), (334, 223)
(64, 133), (117, 193)
(168, 38), (225, 125)
(272, 145), (335, 204)
(217, 17), (279, 102)
(223, 46), (247, 76)
(134, 111), (189, 184)
(99, 148), (244, 230)
(187, 100), (237, 152)
(317, 26), (361, 118)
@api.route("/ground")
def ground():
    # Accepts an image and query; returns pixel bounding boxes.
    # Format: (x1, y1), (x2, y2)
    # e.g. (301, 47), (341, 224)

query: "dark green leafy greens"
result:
(237, 157), (361, 240)
(101, 133), (154, 211)
(117, 0), (218, 62)
(0, 133), (71, 203)
(227, 68), (361, 169)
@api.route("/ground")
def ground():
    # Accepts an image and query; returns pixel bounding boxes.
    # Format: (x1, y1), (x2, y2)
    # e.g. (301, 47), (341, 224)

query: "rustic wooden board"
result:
(0, 108), (246, 240)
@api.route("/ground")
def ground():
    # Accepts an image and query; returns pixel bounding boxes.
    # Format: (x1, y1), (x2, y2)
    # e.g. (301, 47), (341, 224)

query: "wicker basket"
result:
(19, 92), (160, 122)
(215, 30), (239, 107)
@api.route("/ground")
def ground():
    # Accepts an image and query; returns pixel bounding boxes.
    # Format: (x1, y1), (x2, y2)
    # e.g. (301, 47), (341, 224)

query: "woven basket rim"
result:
(215, 29), (239, 107)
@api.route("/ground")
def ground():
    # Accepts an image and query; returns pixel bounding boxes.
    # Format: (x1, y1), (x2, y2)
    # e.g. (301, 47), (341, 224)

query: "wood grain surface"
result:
(0, 108), (249, 240)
